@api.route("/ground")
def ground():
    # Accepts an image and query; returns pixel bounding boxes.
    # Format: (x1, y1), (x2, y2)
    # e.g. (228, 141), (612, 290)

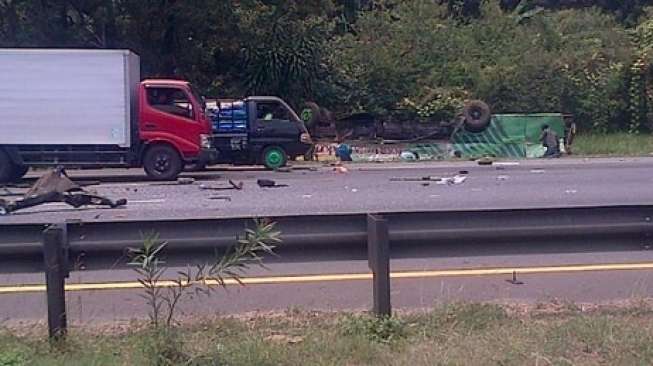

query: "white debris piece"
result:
(436, 174), (467, 185)
(400, 151), (418, 161)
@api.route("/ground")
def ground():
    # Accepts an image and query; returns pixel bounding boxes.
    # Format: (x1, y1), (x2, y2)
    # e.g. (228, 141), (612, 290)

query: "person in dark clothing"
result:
(540, 124), (560, 158)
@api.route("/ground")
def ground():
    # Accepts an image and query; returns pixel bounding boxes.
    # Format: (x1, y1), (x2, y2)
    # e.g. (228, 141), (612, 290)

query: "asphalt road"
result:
(2, 157), (653, 224)
(2, 157), (653, 324)
(1, 238), (653, 323)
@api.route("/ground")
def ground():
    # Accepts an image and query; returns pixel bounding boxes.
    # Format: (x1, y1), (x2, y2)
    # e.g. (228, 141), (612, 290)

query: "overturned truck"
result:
(303, 101), (572, 161)
(303, 100), (492, 142)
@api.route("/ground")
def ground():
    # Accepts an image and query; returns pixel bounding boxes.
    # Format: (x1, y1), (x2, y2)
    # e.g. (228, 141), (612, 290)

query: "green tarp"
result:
(344, 113), (567, 161)
(449, 113), (565, 159)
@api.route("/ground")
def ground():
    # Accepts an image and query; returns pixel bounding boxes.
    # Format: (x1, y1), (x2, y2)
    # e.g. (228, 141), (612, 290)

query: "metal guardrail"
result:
(1, 205), (652, 256)
(1, 204), (653, 339)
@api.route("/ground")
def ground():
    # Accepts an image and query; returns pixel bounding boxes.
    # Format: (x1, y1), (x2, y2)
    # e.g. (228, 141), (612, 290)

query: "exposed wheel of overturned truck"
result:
(143, 144), (183, 181)
(304, 102), (322, 128)
(261, 146), (288, 170)
(463, 100), (491, 133)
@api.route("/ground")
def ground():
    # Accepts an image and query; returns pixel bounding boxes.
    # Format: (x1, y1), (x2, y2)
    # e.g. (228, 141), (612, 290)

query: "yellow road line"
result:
(2, 262), (653, 295)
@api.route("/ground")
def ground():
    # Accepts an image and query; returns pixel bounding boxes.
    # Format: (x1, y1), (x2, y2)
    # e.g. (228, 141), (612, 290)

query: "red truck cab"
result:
(138, 80), (217, 179)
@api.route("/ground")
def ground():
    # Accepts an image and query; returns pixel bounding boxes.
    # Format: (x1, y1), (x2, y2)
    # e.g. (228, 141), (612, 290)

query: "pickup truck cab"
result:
(207, 96), (312, 169)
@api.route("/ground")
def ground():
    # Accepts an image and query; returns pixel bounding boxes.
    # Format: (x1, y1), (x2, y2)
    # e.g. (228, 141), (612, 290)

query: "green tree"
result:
(238, 2), (335, 108)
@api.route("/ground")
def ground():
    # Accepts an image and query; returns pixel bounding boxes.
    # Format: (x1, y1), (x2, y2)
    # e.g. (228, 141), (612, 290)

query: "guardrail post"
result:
(367, 214), (391, 317)
(43, 224), (69, 340)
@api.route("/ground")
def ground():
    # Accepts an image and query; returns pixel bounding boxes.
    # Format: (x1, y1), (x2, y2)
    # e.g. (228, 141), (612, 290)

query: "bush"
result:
(339, 315), (407, 343)
(328, 1), (638, 131)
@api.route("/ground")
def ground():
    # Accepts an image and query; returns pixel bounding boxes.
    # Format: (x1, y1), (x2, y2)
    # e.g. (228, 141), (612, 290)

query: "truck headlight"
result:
(200, 134), (212, 149)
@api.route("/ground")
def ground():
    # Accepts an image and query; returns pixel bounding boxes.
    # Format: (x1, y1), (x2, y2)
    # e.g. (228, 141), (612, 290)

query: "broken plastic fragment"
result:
(400, 151), (418, 161)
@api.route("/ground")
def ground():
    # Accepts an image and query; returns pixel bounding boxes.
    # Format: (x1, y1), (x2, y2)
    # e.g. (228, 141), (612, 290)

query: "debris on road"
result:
(390, 176), (439, 182)
(392, 174), (467, 185)
(275, 167), (293, 173)
(199, 180), (244, 191)
(477, 156), (494, 165)
(0, 167), (127, 215)
(0, 187), (22, 197)
(400, 151), (418, 161)
(209, 196), (232, 201)
(177, 177), (196, 185)
(336, 143), (353, 162)
(257, 179), (288, 188)
(495, 162), (520, 166)
(436, 174), (467, 185)
(496, 175), (509, 181)
(333, 165), (349, 174)
(292, 166), (319, 172)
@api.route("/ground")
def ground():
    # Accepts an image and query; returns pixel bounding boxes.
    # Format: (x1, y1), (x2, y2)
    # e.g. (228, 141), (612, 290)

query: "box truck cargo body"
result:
(0, 49), (139, 147)
(0, 49), (216, 182)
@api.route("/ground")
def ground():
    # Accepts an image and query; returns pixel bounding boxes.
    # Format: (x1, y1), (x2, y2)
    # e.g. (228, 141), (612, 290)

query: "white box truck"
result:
(0, 49), (216, 182)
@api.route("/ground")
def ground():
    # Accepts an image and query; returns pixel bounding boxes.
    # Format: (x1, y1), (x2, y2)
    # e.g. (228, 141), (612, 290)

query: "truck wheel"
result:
(262, 146), (288, 170)
(463, 100), (491, 133)
(0, 150), (17, 184)
(143, 145), (183, 181)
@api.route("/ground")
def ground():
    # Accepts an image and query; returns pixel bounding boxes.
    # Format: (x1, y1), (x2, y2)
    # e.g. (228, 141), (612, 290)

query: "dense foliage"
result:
(2, 0), (653, 132)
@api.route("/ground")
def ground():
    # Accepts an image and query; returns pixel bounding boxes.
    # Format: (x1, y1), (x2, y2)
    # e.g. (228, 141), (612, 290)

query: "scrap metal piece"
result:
(25, 167), (80, 197)
(199, 180), (243, 191)
(392, 174), (468, 185)
(390, 176), (442, 182)
(257, 179), (288, 188)
(0, 167), (127, 215)
(209, 196), (232, 201)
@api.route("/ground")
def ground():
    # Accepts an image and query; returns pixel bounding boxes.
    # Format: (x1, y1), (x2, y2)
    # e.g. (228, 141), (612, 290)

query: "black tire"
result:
(261, 146), (288, 170)
(463, 100), (491, 133)
(143, 144), (183, 181)
(0, 150), (17, 184)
